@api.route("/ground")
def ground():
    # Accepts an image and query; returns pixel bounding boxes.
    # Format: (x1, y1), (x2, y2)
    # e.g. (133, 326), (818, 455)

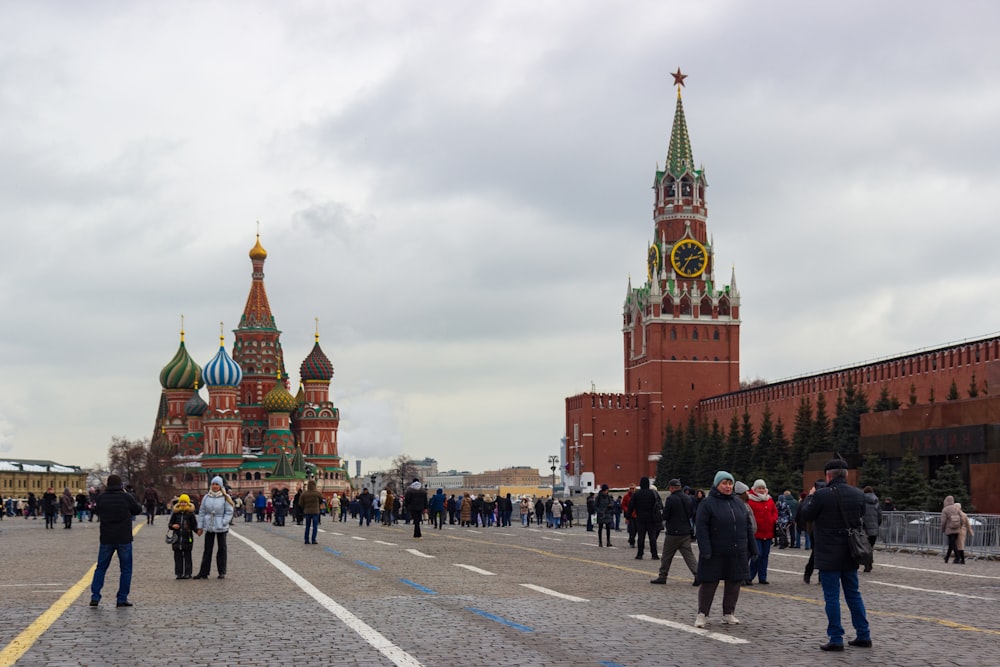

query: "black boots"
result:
(956, 550), (966, 564)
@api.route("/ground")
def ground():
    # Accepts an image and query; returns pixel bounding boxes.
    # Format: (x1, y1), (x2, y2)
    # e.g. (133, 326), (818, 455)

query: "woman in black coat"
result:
(694, 471), (757, 628)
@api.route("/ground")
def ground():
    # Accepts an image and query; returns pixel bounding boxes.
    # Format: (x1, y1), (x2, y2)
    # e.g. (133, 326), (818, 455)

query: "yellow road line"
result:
(0, 523), (144, 667)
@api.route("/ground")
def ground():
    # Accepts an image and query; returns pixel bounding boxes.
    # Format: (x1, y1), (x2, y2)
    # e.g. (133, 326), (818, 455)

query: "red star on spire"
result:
(671, 68), (687, 87)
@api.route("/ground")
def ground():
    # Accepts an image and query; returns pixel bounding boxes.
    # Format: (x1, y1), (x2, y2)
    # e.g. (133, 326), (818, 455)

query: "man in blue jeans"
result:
(89, 474), (142, 607)
(799, 458), (872, 651)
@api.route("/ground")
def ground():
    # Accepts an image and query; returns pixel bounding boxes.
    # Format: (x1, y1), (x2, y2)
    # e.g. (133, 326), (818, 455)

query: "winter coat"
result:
(169, 507), (198, 552)
(59, 490), (76, 516)
(594, 491), (615, 525)
(460, 496), (473, 523)
(299, 486), (324, 515)
(695, 487), (757, 583)
(863, 492), (882, 537)
(41, 491), (58, 515)
(627, 488), (660, 524)
(747, 492), (777, 540)
(404, 484), (428, 516)
(798, 477), (866, 571)
(941, 496), (962, 535)
(663, 489), (694, 536)
(428, 490), (446, 513)
(957, 511), (974, 550)
(94, 485), (143, 544)
(198, 491), (234, 533)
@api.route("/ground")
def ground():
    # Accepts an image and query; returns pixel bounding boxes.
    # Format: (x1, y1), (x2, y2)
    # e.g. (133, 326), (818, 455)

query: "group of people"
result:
(4, 488), (96, 527)
(605, 462), (874, 651)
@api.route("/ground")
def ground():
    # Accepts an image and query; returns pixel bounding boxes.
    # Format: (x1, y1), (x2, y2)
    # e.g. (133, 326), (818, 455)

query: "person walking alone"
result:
(299, 480), (324, 545)
(650, 479), (698, 585)
(594, 484), (615, 547)
(88, 475), (142, 607)
(862, 486), (882, 572)
(627, 477), (660, 561)
(193, 477), (234, 580)
(798, 458), (872, 651)
(404, 479), (428, 539)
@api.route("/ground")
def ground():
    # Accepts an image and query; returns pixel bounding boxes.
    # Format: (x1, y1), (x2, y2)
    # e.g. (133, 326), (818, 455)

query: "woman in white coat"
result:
(193, 476), (235, 579)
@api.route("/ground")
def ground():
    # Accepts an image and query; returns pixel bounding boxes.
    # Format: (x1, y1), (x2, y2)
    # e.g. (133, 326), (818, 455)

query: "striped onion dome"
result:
(300, 341), (333, 381)
(263, 376), (297, 413)
(159, 337), (202, 389)
(184, 386), (208, 416)
(203, 342), (243, 387)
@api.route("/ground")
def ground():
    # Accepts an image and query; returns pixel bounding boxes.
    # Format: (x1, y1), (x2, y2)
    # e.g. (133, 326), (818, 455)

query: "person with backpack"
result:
(941, 495), (963, 563)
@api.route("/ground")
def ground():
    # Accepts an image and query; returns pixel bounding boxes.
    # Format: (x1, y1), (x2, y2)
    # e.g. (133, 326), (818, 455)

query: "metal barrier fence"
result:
(879, 511), (1000, 560)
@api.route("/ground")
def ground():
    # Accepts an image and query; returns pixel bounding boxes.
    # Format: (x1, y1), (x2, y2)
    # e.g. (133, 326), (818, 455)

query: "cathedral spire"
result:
(241, 232), (276, 330)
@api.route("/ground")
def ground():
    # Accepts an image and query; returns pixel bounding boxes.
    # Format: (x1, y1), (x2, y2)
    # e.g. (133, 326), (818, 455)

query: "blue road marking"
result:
(598, 662), (627, 667)
(355, 560), (380, 570)
(324, 547), (342, 556)
(465, 607), (533, 632)
(400, 579), (437, 595)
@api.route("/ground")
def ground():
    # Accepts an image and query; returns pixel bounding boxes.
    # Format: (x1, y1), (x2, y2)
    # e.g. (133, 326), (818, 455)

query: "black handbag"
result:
(834, 487), (873, 567)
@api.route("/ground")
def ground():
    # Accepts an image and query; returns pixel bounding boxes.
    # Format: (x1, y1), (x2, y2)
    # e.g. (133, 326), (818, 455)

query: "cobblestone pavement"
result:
(1, 515), (998, 666)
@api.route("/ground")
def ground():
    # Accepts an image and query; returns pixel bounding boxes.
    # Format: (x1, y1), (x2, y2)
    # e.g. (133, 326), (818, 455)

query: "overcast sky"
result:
(1, 2), (998, 477)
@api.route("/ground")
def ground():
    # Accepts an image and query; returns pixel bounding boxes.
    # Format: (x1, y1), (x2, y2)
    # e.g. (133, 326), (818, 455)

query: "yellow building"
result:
(0, 459), (88, 502)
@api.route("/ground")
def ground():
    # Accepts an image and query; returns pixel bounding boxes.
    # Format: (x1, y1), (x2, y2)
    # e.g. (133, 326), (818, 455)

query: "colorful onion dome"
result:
(295, 384), (306, 406)
(203, 335), (243, 387)
(249, 234), (267, 260)
(184, 385), (208, 416)
(300, 340), (333, 381)
(159, 333), (202, 389)
(263, 374), (297, 413)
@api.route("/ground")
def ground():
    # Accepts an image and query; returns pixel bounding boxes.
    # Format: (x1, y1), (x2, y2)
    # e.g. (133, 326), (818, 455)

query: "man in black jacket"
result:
(89, 475), (142, 607)
(651, 479), (698, 585)
(799, 459), (872, 651)
(627, 477), (660, 560)
(404, 479), (428, 538)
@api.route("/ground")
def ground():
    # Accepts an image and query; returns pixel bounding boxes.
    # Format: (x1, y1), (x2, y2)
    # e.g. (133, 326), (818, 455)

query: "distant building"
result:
(463, 466), (542, 488)
(0, 459), (88, 498)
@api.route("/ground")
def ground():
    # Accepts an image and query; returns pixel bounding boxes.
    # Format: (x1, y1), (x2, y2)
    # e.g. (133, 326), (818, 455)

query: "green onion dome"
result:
(159, 335), (203, 390)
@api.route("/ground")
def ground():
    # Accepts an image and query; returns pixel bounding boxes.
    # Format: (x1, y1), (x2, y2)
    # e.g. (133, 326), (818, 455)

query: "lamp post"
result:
(548, 455), (559, 497)
(370, 473), (377, 491)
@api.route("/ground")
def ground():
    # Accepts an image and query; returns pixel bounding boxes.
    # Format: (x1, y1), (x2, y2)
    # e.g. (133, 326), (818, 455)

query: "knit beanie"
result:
(713, 471), (735, 487)
(210, 476), (224, 487)
(734, 481), (749, 495)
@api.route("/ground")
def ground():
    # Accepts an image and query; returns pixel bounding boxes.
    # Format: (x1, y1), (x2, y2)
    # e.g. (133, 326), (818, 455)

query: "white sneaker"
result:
(722, 614), (741, 625)
(694, 613), (707, 628)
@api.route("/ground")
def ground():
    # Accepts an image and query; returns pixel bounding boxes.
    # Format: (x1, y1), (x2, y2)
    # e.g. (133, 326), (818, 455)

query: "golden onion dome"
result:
(249, 234), (267, 260)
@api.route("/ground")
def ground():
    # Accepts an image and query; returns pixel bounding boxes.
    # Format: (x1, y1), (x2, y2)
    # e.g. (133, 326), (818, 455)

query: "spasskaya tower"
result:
(565, 70), (741, 489)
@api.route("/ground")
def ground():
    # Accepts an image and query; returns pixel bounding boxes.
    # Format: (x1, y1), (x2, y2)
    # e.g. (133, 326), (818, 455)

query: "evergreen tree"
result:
(873, 385), (901, 412)
(754, 406), (778, 475)
(927, 463), (972, 511)
(946, 380), (959, 401)
(732, 412), (755, 479)
(909, 383), (918, 406)
(655, 422), (676, 488)
(769, 458), (800, 497)
(695, 419), (725, 489)
(890, 449), (929, 511)
(928, 387), (935, 403)
(832, 380), (868, 459)
(859, 449), (888, 496)
(968, 373), (979, 398)
(813, 393), (832, 454)
(722, 412), (741, 473)
(675, 412), (700, 483)
(791, 397), (813, 471)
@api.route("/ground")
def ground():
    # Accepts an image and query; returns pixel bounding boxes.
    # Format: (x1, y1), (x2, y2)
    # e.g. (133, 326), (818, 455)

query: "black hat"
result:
(600, 483), (609, 491)
(667, 478), (681, 487)
(824, 458), (849, 472)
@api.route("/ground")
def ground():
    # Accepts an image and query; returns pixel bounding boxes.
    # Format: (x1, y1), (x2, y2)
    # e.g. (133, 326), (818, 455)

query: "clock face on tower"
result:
(647, 244), (660, 281)
(670, 239), (707, 278)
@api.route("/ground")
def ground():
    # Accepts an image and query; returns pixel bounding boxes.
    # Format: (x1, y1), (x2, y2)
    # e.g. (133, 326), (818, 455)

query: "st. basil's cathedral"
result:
(153, 235), (348, 497)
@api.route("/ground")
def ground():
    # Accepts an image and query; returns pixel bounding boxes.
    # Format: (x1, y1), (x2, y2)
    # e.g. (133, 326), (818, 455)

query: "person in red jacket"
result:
(746, 479), (778, 584)
(621, 483), (638, 548)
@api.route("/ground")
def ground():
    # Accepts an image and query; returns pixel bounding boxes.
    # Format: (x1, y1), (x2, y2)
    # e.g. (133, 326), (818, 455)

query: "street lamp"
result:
(548, 455), (559, 496)
(370, 473), (377, 491)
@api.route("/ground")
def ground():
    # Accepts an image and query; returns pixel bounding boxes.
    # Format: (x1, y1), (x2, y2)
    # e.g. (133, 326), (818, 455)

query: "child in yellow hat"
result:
(168, 494), (198, 579)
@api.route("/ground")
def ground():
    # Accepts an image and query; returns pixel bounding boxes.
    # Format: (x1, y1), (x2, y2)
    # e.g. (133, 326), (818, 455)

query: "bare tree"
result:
(387, 454), (418, 493)
(107, 436), (149, 486)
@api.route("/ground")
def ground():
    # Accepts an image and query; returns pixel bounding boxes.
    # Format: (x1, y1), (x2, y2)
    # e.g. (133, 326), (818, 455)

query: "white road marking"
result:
(406, 549), (435, 558)
(375, 540), (398, 546)
(520, 584), (588, 602)
(351, 536), (367, 541)
(868, 580), (996, 601)
(454, 564), (496, 576)
(230, 530), (423, 667)
(538, 536), (562, 541)
(631, 614), (749, 644)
